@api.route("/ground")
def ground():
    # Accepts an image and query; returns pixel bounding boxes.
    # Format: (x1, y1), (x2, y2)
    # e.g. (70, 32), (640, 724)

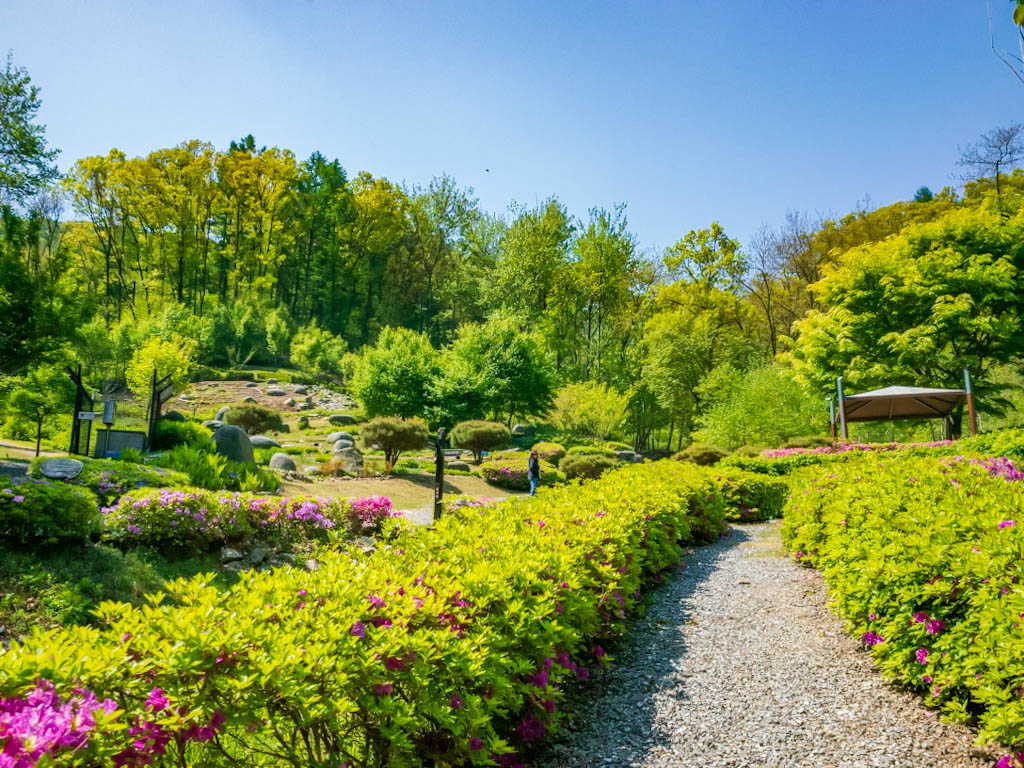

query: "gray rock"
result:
(178, 394), (193, 402)
(446, 460), (471, 472)
(266, 378), (278, 385)
(220, 546), (243, 563)
(163, 410), (187, 422)
(511, 423), (535, 437)
(243, 395), (258, 403)
(329, 413), (356, 425)
(215, 406), (230, 421)
(297, 402), (313, 410)
(245, 381), (259, 388)
(284, 398), (296, 407)
(40, 458), (84, 480)
(332, 438), (355, 452)
(250, 435), (281, 449)
(294, 385), (309, 395)
(331, 446), (363, 474)
(303, 465), (322, 477)
(305, 559), (319, 572)
(615, 449), (638, 462)
(303, 395), (313, 403)
(269, 452), (297, 471)
(633, 454), (645, 463)
(249, 546), (267, 565)
(222, 561), (245, 574)
(210, 425), (255, 464)
(203, 419), (223, 430)
(271, 553), (297, 567)
(267, 387), (287, 397)
(353, 536), (377, 554)
(327, 431), (353, 443)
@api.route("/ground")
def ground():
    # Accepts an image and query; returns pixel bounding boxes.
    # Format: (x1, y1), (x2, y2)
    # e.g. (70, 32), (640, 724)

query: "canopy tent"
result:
(831, 371), (978, 440)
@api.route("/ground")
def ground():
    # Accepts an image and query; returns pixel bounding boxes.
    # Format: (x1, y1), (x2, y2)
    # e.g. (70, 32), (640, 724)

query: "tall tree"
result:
(0, 52), (59, 205)
(958, 123), (1024, 202)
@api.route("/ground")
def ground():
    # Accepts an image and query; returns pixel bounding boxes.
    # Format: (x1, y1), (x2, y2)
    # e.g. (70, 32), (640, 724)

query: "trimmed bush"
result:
(478, 455), (563, 490)
(103, 489), (397, 552)
(0, 476), (99, 545)
(0, 461), (727, 767)
(29, 457), (190, 506)
(713, 469), (788, 522)
(225, 403), (284, 435)
(532, 441), (567, 466)
(151, 419), (212, 450)
(783, 454), (1024, 753)
(673, 443), (727, 466)
(451, 420), (511, 463)
(566, 445), (616, 458)
(561, 453), (619, 481)
(360, 416), (429, 468)
(781, 434), (832, 449)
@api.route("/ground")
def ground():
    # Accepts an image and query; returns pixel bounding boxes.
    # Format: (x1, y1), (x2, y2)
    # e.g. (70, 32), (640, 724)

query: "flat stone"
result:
(332, 438), (355, 452)
(329, 413), (356, 425)
(40, 458), (84, 480)
(220, 546), (243, 563)
(327, 431), (353, 443)
(250, 435), (281, 449)
(294, 385), (309, 395)
(297, 402), (313, 410)
(267, 387), (287, 397)
(249, 546), (267, 565)
(266, 378), (278, 385)
(245, 381), (259, 388)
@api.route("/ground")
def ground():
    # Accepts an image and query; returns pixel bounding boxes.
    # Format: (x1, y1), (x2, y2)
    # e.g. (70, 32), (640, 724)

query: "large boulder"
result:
(250, 435), (281, 449)
(327, 431), (353, 443)
(331, 446), (363, 475)
(446, 460), (471, 472)
(163, 410), (187, 423)
(329, 413), (356, 425)
(615, 450), (638, 462)
(267, 387), (287, 397)
(294, 384), (309, 395)
(215, 405), (230, 421)
(210, 425), (255, 464)
(511, 424), (535, 437)
(332, 438), (354, 452)
(269, 452), (297, 471)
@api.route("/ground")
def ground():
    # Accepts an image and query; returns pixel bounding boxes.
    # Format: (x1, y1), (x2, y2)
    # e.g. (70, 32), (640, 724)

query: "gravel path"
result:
(533, 522), (1000, 768)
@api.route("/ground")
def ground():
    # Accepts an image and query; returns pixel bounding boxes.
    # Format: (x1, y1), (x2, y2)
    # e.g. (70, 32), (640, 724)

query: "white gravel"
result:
(533, 522), (1000, 768)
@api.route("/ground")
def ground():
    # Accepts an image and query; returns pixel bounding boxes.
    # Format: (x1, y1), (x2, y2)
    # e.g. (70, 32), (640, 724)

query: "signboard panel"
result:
(77, 411), (97, 421)
(158, 384), (174, 404)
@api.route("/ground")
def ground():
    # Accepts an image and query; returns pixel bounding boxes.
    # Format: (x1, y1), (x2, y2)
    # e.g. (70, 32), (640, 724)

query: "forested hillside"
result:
(4, 52), (1024, 451)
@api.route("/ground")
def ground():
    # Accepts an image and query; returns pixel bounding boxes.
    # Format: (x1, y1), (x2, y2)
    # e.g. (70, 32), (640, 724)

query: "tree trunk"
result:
(35, 416), (42, 457)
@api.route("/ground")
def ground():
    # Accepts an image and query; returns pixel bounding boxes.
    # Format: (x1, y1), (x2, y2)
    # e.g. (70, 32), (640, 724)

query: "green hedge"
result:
(783, 454), (1024, 753)
(0, 461), (730, 767)
(29, 457), (190, 506)
(713, 468), (788, 522)
(561, 453), (619, 481)
(0, 476), (99, 545)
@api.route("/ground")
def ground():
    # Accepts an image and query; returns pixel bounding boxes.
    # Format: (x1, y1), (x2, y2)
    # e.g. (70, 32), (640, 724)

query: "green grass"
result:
(0, 543), (235, 635)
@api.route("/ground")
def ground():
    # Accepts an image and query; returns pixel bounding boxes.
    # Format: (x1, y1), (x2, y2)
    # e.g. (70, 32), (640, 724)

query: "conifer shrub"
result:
(451, 420), (511, 463)
(224, 404), (284, 435)
(672, 443), (727, 466)
(560, 453), (619, 481)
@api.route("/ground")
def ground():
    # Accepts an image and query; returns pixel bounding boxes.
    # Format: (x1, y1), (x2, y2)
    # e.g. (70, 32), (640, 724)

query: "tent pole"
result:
(828, 397), (836, 447)
(836, 377), (848, 441)
(964, 368), (977, 436)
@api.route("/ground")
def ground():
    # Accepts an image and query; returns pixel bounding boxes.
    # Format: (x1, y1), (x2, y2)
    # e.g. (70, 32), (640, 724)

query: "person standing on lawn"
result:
(528, 448), (541, 496)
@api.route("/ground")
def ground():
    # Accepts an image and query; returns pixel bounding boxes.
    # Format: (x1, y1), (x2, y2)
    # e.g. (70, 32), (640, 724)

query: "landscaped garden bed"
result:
(0, 460), (763, 767)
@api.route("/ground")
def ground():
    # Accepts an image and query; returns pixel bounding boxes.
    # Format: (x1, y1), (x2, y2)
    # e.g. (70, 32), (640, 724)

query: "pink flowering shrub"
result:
(0, 476), (99, 545)
(783, 453), (1024, 753)
(0, 461), (737, 767)
(478, 455), (563, 490)
(103, 489), (396, 551)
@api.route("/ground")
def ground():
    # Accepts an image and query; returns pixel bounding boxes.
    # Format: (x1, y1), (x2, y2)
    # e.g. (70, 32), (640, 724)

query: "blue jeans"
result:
(529, 476), (539, 496)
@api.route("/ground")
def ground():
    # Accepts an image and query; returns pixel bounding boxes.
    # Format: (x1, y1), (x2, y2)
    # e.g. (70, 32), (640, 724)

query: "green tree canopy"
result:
(0, 52), (59, 204)
(352, 326), (439, 418)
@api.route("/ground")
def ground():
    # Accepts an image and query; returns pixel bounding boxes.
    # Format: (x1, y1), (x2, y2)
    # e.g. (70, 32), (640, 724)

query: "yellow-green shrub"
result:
(0, 461), (728, 767)
(783, 454), (1024, 753)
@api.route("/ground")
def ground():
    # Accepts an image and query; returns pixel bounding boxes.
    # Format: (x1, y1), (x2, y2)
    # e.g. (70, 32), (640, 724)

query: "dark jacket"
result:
(528, 455), (540, 480)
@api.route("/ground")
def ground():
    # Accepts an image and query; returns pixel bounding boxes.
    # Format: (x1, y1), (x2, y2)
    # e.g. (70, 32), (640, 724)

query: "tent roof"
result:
(842, 385), (966, 422)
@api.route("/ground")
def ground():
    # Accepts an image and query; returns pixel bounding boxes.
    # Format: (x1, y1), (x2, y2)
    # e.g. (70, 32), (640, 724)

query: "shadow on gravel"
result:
(528, 526), (751, 767)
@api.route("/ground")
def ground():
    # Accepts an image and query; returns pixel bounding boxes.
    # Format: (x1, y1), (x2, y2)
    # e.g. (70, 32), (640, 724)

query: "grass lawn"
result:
(281, 473), (523, 510)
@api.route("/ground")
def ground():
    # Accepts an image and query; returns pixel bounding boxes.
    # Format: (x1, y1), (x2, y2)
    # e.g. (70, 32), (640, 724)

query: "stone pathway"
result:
(533, 522), (1000, 768)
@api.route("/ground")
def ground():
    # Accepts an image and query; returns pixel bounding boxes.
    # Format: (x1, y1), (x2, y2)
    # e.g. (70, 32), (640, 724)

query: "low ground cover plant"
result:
(0, 461), (745, 767)
(783, 453), (1024, 755)
(151, 419), (212, 450)
(103, 489), (397, 552)
(28, 457), (189, 506)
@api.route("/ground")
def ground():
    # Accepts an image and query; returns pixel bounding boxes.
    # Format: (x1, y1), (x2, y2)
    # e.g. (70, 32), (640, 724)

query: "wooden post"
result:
(836, 377), (848, 441)
(964, 368), (978, 436)
(433, 427), (447, 522)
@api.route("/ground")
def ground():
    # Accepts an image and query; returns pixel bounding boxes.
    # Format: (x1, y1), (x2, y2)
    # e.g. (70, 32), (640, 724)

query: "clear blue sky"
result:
(4, 0), (1022, 252)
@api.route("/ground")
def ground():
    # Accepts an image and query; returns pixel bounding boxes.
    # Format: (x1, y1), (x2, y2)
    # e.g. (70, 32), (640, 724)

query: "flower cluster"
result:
(762, 441), (952, 459)
(0, 680), (117, 767)
(346, 495), (397, 536)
